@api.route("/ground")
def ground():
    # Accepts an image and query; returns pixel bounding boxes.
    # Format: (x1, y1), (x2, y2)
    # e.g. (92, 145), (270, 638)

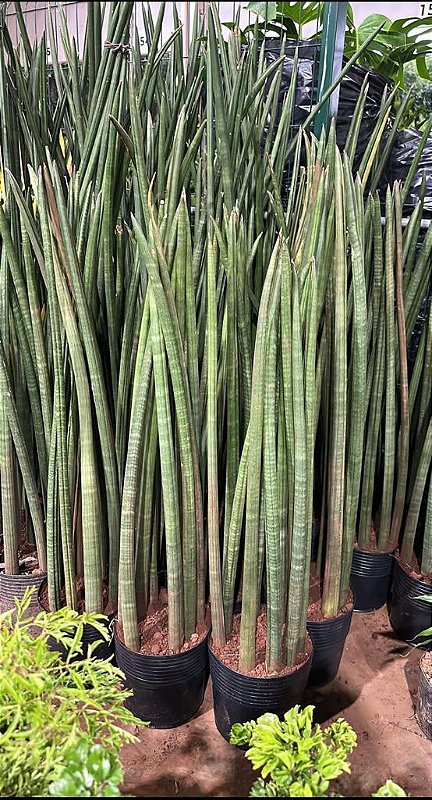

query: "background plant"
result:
(230, 705), (407, 797)
(401, 59), (432, 128)
(246, 2), (432, 85)
(398, 298), (431, 575)
(48, 740), (125, 798)
(0, 589), (144, 797)
(230, 704), (357, 796)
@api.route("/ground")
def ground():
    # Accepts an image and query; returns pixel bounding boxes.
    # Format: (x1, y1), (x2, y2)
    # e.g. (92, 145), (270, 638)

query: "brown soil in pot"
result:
(0, 541), (42, 576)
(115, 590), (209, 656)
(394, 554), (432, 586)
(0, 508), (47, 576)
(210, 606), (312, 678)
(307, 571), (354, 622)
(39, 576), (110, 614)
(355, 526), (381, 553)
(354, 525), (395, 554)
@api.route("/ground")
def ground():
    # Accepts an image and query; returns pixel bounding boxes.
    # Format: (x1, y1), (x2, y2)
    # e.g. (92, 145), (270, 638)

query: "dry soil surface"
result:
(121, 606), (432, 797)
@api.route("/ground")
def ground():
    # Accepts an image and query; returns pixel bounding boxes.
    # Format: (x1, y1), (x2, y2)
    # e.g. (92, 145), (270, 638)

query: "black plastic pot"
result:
(114, 629), (210, 728)
(307, 606), (353, 688)
(417, 654), (432, 740)
(350, 548), (393, 612)
(38, 580), (115, 661)
(78, 615), (115, 661)
(208, 642), (312, 742)
(388, 558), (432, 645)
(0, 571), (47, 616)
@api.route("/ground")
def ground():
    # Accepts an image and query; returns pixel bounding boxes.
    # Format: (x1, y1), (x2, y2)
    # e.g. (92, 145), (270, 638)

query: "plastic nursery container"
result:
(417, 653), (432, 740)
(114, 629), (209, 728)
(307, 605), (353, 688)
(38, 579), (115, 661)
(388, 558), (432, 645)
(0, 571), (47, 616)
(209, 640), (312, 742)
(350, 548), (393, 612)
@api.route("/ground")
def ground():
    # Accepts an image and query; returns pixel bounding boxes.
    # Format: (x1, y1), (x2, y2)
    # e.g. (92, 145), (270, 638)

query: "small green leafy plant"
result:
(230, 705), (407, 797)
(0, 589), (145, 797)
(372, 781), (408, 797)
(230, 705), (357, 796)
(413, 594), (432, 647)
(48, 740), (124, 797)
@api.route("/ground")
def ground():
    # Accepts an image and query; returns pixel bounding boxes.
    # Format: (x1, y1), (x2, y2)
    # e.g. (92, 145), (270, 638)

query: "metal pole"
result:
(314, 1), (347, 137)
(183, 1), (190, 60)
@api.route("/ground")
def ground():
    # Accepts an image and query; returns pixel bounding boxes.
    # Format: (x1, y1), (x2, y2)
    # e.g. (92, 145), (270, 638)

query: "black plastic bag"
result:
(262, 39), (391, 166)
(388, 128), (432, 215)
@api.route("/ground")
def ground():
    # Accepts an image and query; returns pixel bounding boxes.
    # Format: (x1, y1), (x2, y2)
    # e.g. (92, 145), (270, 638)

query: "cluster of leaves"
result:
(243, 2), (321, 39)
(413, 593), (432, 647)
(230, 705), (407, 797)
(0, 590), (144, 797)
(230, 705), (357, 796)
(48, 741), (124, 797)
(246, 3), (432, 85)
(343, 12), (432, 86)
(373, 782), (408, 798)
(402, 59), (432, 128)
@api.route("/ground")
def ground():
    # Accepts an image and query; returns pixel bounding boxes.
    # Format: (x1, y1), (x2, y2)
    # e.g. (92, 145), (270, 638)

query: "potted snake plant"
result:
(388, 298), (432, 643)
(0, 12), (48, 612)
(349, 151), (432, 614)
(0, 2), (135, 651)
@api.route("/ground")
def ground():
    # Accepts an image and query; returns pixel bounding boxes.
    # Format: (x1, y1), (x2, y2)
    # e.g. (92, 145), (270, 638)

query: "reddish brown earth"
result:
(210, 607), (311, 677)
(120, 606), (432, 797)
(308, 575), (354, 621)
(394, 554), (432, 586)
(116, 603), (209, 657)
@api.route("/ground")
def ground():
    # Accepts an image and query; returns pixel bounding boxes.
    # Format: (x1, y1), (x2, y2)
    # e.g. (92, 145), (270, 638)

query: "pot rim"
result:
(113, 617), (210, 660)
(208, 631), (313, 680)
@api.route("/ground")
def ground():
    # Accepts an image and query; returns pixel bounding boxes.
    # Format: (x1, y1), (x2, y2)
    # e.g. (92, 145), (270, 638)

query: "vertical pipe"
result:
(314, 2), (347, 137)
(182, 1), (190, 60)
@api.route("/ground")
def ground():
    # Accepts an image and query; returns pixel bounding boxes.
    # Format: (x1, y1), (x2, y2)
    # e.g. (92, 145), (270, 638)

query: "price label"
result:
(420, 3), (432, 16)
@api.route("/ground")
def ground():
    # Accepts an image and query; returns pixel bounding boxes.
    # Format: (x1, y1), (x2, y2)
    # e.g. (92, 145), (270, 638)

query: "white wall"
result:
(4, 2), (195, 61)
(4, 1), (431, 61)
(352, 2), (422, 23)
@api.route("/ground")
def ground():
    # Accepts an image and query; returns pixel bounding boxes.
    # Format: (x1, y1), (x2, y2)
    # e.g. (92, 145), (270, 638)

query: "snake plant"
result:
(1, 2), (430, 672)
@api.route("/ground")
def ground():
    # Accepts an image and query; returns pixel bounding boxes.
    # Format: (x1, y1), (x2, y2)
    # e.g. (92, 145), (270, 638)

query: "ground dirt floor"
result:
(121, 606), (432, 797)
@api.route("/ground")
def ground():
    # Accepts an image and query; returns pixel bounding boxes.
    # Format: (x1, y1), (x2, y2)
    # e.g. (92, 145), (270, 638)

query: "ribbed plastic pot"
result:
(350, 548), (393, 612)
(208, 643), (312, 742)
(307, 606), (353, 688)
(0, 571), (47, 616)
(79, 615), (115, 661)
(417, 654), (432, 740)
(114, 630), (210, 728)
(38, 580), (115, 661)
(388, 558), (432, 644)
